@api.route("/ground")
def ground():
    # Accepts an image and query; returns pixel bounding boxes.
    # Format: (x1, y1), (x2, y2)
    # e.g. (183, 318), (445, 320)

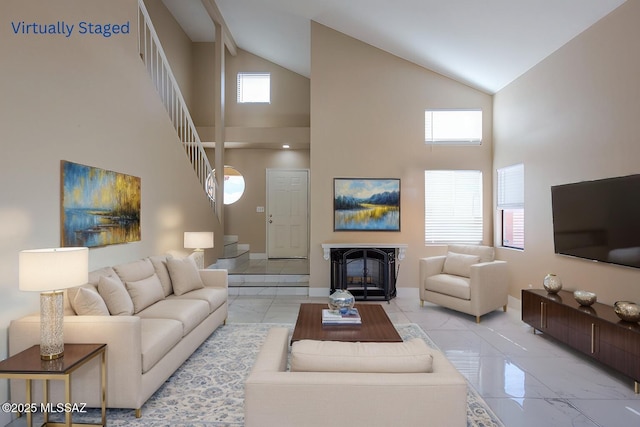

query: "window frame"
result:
(497, 163), (524, 250)
(424, 169), (483, 245)
(424, 109), (483, 145)
(205, 165), (246, 205)
(237, 72), (271, 104)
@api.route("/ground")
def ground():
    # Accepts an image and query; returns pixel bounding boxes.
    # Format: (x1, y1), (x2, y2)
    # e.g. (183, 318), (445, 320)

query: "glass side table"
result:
(0, 343), (106, 427)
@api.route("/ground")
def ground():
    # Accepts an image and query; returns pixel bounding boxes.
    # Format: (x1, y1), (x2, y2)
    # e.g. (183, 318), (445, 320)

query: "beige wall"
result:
(494, 0), (640, 305)
(220, 149), (310, 254)
(191, 43), (311, 131)
(225, 48), (311, 128)
(192, 42), (216, 127)
(0, 0), (219, 412)
(309, 23), (494, 295)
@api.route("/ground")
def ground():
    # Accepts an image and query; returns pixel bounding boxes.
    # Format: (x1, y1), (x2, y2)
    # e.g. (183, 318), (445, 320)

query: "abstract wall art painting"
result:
(61, 160), (141, 247)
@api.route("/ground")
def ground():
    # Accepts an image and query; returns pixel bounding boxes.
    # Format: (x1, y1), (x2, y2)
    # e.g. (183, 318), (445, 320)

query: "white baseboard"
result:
(249, 252), (267, 260)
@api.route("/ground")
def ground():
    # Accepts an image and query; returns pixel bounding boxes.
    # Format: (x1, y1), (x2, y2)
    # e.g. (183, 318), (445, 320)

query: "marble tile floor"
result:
(227, 295), (640, 427)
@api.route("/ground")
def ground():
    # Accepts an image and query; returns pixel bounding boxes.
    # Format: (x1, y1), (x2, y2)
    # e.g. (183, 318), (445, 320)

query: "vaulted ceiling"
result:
(162, 0), (626, 94)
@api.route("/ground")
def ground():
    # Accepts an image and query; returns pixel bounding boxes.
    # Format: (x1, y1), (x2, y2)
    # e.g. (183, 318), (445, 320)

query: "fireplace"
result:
(323, 244), (406, 301)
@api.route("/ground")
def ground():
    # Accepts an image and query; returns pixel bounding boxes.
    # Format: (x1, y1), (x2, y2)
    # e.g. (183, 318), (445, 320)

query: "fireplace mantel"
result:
(321, 243), (407, 261)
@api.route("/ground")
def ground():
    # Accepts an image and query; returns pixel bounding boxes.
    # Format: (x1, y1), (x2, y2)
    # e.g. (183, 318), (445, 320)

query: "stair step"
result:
(228, 274), (309, 285)
(228, 286), (309, 296)
(213, 249), (250, 270)
(222, 235), (238, 258)
(223, 242), (238, 257)
(224, 235), (239, 245)
(219, 247), (249, 260)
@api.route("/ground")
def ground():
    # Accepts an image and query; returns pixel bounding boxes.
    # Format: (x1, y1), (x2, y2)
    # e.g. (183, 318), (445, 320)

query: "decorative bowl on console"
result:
(573, 290), (597, 307)
(613, 301), (640, 323)
(328, 289), (355, 314)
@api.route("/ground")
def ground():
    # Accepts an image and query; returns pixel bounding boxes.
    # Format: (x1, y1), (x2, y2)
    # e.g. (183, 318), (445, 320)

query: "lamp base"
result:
(40, 290), (65, 360)
(41, 351), (64, 361)
(191, 249), (205, 269)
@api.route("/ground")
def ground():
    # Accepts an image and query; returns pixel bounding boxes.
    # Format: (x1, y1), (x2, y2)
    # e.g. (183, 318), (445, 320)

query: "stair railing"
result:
(137, 0), (216, 214)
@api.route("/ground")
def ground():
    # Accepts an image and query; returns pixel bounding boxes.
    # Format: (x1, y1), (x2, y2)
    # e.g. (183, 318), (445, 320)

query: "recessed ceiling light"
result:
(282, 144), (290, 149)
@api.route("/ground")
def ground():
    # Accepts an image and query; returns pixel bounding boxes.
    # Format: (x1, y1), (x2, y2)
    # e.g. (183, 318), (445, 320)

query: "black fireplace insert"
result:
(329, 247), (397, 301)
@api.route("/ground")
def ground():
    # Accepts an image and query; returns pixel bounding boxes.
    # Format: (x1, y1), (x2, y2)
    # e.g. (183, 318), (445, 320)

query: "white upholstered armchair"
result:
(419, 245), (508, 323)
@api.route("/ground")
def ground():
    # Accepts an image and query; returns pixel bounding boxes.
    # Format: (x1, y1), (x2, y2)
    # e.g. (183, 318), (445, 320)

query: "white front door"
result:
(267, 169), (309, 258)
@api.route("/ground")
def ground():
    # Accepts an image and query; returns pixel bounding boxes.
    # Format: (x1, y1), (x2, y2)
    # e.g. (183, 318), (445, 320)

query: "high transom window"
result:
(237, 72), (270, 103)
(425, 109), (482, 145)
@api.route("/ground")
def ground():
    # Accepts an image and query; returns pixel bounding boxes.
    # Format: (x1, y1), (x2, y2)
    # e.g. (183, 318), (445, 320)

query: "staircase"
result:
(137, 0), (217, 216)
(137, 2), (308, 296)
(215, 235), (250, 270)
(211, 236), (310, 296)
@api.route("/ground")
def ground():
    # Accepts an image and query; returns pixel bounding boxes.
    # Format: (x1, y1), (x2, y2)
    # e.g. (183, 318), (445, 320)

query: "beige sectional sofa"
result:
(9, 255), (228, 417)
(245, 328), (468, 427)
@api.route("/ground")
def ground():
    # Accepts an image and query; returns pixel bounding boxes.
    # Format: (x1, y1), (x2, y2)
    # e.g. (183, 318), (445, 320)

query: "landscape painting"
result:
(61, 161), (141, 247)
(334, 178), (400, 231)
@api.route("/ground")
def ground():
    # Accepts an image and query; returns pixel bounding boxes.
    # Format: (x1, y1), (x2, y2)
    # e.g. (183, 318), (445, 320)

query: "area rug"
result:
(60, 323), (504, 427)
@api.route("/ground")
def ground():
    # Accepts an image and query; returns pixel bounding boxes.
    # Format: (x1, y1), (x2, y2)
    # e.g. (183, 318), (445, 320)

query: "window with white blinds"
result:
(497, 164), (524, 209)
(424, 170), (483, 244)
(497, 163), (524, 249)
(237, 72), (270, 103)
(425, 109), (482, 145)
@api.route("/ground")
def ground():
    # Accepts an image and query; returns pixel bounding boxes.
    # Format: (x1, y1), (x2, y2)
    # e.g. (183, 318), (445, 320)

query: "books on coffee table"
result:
(322, 308), (362, 325)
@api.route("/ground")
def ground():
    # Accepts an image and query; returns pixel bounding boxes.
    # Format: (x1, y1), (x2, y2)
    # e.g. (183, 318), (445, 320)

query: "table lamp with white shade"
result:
(184, 231), (214, 269)
(19, 247), (89, 360)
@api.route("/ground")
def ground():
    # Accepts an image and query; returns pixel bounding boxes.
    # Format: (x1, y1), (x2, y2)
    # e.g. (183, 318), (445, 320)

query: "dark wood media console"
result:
(522, 289), (640, 393)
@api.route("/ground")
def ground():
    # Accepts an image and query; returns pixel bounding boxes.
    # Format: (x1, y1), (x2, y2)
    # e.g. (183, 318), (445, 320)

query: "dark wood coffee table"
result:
(291, 303), (402, 343)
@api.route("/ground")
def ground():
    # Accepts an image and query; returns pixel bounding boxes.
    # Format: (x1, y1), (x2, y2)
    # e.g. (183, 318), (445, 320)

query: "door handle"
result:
(269, 220), (273, 223)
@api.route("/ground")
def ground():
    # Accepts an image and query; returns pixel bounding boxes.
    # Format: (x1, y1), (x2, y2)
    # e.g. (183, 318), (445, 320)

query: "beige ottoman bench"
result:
(244, 327), (467, 427)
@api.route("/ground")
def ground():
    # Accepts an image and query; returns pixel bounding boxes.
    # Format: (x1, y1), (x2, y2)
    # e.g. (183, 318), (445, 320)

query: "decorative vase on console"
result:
(543, 273), (562, 294)
(328, 289), (355, 314)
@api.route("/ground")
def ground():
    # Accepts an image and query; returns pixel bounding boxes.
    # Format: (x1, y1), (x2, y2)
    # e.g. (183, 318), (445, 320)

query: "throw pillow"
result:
(66, 284), (97, 312)
(97, 275), (134, 316)
(125, 273), (165, 314)
(442, 251), (480, 277)
(149, 255), (173, 297)
(166, 257), (205, 296)
(291, 338), (433, 373)
(448, 244), (495, 263)
(113, 258), (155, 283)
(71, 287), (109, 316)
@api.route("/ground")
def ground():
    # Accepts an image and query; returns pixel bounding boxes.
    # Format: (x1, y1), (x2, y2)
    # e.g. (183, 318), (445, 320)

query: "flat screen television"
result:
(551, 174), (640, 269)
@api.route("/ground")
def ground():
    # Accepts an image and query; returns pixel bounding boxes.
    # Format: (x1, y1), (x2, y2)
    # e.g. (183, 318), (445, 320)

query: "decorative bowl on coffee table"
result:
(328, 289), (355, 314)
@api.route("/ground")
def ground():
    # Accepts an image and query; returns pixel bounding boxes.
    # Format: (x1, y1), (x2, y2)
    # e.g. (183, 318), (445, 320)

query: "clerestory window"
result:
(425, 109), (482, 145)
(237, 72), (270, 103)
